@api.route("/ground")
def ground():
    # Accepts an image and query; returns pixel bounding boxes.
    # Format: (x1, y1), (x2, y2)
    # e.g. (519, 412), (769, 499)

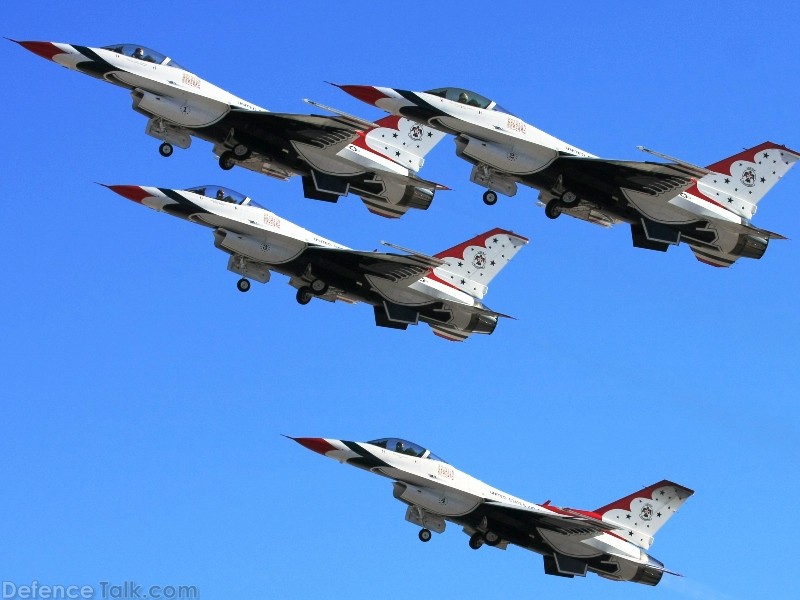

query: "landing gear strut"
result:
(418, 528), (432, 543)
(236, 278), (251, 293)
(482, 190), (498, 205)
(159, 142), (173, 157)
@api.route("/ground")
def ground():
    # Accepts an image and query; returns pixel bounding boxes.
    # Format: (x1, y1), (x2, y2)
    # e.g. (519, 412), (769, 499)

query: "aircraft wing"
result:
(555, 155), (699, 197)
(300, 246), (442, 287)
(227, 108), (362, 148)
(483, 500), (624, 539)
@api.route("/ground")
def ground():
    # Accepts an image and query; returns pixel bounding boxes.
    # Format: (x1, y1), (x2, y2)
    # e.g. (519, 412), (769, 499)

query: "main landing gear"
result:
(468, 531), (500, 549)
(296, 279), (329, 305)
(418, 528), (432, 542)
(218, 144), (251, 171)
(544, 189), (582, 220)
(158, 142), (173, 157)
(237, 278), (251, 293)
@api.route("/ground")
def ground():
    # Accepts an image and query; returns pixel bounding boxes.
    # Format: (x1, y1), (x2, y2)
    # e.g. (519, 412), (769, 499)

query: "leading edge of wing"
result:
(228, 107), (362, 133)
(557, 155), (703, 181)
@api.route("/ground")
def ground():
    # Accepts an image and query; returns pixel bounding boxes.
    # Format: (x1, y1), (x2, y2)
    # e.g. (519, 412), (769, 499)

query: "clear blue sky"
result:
(3, 2), (798, 598)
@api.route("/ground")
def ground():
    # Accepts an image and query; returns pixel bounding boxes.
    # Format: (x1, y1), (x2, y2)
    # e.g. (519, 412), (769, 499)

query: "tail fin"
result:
(431, 228), (529, 300)
(362, 115), (447, 172)
(595, 480), (694, 549)
(692, 142), (800, 220)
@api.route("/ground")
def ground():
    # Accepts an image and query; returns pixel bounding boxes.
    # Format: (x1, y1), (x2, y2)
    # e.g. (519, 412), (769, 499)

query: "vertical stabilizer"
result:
(691, 142), (800, 220)
(595, 481), (694, 549)
(431, 228), (528, 300)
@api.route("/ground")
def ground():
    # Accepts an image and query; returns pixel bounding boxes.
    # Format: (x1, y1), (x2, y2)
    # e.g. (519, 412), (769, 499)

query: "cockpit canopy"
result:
(102, 44), (184, 69)
(184, 185), (264, 209)
(368, 438), (446, 462)
(424, 87), (513, 115)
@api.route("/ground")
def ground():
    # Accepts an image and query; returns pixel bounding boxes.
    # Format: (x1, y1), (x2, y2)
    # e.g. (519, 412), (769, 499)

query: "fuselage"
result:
(295, 437), (664, 580)
(106, 185), (483, 311)
(340, 85), (751, 230)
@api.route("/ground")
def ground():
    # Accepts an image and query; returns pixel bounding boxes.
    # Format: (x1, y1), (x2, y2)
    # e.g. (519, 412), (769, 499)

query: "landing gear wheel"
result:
(310, 279), (329, 295)
(232, 144), (251, 160)
(484, 531), (500, 546)
(219, 151), (236, 171)
(544, 199), (562, 220)
(296, 287), (313, 305)
(482, 190), (498, 205)
(158, 142), (173, 157)
(236, 278), (251, 293)
(418, 528), (432, 543)
(559, 190), (579, 207)
(468, 532), (484, 550)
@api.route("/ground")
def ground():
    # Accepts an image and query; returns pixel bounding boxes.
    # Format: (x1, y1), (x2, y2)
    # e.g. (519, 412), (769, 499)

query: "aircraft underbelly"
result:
(621, 188), (698, 225)
(365, 275), (433, 306)
(292, 141), (364, 176)
(537, 529), (603, 559)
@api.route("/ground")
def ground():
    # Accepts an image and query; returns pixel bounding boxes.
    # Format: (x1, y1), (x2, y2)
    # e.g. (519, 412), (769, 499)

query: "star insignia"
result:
(460, 279), (465, 284)
(626, 514), (631, 519)
(392, 133), (398, 138)
(493, 238), (498, 243)
(763, 152), (769, 158)
(458, 261), (463, 267)
(724, 178), (730, 184)
(727, 197), (733, 203)
(656, 512), (662, 517)
(395, 151), (401, 157)
(490, 260), (496, 266)
(427, 131), (433, 137)
(760, 177), (766, 183)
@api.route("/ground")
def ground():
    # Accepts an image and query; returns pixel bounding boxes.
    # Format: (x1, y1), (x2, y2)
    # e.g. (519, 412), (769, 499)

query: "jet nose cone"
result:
(102, 184), (152, 204)
(14, 40), (65, 62)
(290, 437), (339, 456)
(336, 84), (391, 107)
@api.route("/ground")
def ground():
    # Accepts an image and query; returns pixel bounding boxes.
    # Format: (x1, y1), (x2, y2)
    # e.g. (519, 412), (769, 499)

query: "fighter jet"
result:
(291, 436), (693, 586)
(103, 184), (527, 340)
(11, 40), (448, 218)
(338, 84), (800, 265)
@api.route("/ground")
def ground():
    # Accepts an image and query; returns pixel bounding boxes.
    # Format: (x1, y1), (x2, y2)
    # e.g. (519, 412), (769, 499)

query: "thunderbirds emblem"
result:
(639, 503), (654, 521)
(472, 251), (487, 269)
(408, 124), (424, 141)
(741, 167), (757, 187)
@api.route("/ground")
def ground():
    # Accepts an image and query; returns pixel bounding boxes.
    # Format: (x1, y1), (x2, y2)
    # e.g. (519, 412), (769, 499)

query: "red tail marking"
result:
(705, 141), (793, 174)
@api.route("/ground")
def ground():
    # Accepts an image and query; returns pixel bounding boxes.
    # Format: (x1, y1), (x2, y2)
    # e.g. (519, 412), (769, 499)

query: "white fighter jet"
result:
(103, 184), (527, 340)
(12, 40), (448, 218)
(291, 436), (693, 586)
(338, 84), (800, 265)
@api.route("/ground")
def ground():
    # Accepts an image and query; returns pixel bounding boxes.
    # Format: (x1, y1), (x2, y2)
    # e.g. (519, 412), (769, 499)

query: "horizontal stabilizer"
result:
(380, 241), (446, 268)
(303, 98), (378, 130)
